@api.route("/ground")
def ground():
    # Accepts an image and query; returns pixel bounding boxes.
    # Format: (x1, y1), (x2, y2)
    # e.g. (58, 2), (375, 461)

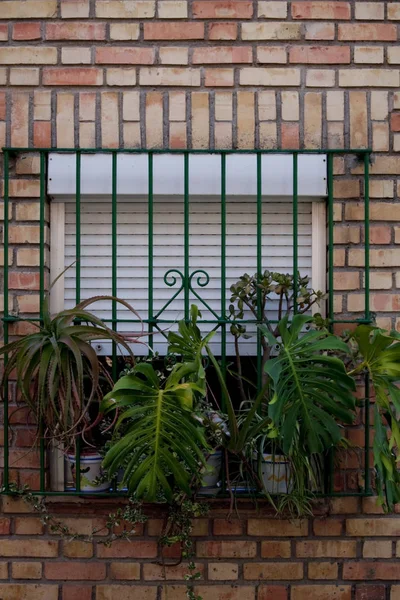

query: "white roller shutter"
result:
(62, 197), (314, 356)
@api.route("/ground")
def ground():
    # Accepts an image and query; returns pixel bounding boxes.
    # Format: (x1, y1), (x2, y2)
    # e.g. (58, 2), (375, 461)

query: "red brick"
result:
(261, 541), (291, 558)
(258, 586), (288, 600)
(213, 519), (243, 536)
(97, 540), (158, 558)
(193, 46), (252, 64)
(205, 68), (234, 87)
(370, 225), (392, 244)
(33, 122), (51, 148)
(43, 68), (103, 86)
(208, 23), (237, 40)
(355, 585), (385, 600)
(291, 586), (351, 600)
(45, 563), (106, 581)
(292, 1), (351, 19)
(144, 22), (204, 40)
(63, 586), (93, 600)
(281, 123), (300, 149)
(339, 24), (397, 41)
(343, 562), (400, 580)
(96, 47), (154, 65)
(289, 46), (350, 64)
(9, 272), (40, 291)
(193, 1), (253, 19)
(46, 22), (105, 40)
(12, 23), (41, 41)
(391, 113), (400, 132)
(0, 519), (10, 535)
(313, 518), (344, 536)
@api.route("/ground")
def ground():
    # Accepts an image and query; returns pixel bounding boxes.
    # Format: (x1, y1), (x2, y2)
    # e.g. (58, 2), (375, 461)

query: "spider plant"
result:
(0, 291), (141, 448)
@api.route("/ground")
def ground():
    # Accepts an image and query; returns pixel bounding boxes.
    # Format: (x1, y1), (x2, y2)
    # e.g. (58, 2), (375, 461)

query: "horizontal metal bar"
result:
(2, 147), (373, 155)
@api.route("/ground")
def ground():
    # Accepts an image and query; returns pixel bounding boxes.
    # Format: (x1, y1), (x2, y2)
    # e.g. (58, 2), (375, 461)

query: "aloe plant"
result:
(0, 294), (139, 446)
(101, 361), (209, 501)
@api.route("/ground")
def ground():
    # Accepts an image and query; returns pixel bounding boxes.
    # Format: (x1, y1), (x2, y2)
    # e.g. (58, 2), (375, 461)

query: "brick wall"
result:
(0, 495), (400, 600)
(1, 1), (400, 598)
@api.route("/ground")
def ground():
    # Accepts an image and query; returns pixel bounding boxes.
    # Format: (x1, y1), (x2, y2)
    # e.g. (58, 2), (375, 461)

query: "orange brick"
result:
(192, 91), (209, 148)
(193, 47), (252, 64)
(63, 541), (93, 558)
(334, 180), (360, 199)
(363, 541), (392, 558)
(334, 272), (360, 291)
(43, 67), (103, 86)
(208, 23), (237, 40)
(313, 519), (344, 536)
(197, 541), (256, 558)
(109, 562), (140, 580)
(344, 562), (400, 580)
(98, 540), (157, 558)
(11, 93), (29, 147)
(292, 1), (350, 19)
(334, 226), (360, 244)
(144, 22), (204, 40)
(11, 562), (42, 580)
(290, 46), (350, 64)
(339, 24), (397, 41)
(0, 540), (57, 558)
(347, 518), (400, 536)
(144, 562), (204, 581)
(308, 562), (339, 580)
(146, 91), (163, 148)
(208, 563), (238, 581)
(9, 225), (40, 244)
(46, 22), (105, 40)
(193, 1), (253, 19)
(12, 23), (41, 41)
(205, 68), (234, 87)
(296, 541), (357, 558)
(244, 562), (303, 580)
(97, 587), (156, 600)
(45, 563), (106, 580)
(14, 518), (43, 535)
(96, 47), (154, 65)
(291, 586), (351, 600)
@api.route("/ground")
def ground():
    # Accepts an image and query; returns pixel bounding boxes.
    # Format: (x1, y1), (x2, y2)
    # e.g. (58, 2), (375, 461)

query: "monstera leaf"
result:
(351, 326), (400, 510)
(101, 361), (209, 501)
(261, 314), (356, 456)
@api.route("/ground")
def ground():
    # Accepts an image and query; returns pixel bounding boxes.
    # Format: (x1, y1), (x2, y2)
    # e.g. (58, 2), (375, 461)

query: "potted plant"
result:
(0, 284), (141, 493)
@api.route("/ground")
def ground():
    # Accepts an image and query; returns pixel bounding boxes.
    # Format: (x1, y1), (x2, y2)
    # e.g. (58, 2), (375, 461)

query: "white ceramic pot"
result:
(253, 452), (293, 494)
(202, 451), (222, 488)
(67, 451), (111, 493)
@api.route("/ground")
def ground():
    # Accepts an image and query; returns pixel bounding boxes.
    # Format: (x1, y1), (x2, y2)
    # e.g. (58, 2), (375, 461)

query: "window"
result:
(49, 153), (327, 358)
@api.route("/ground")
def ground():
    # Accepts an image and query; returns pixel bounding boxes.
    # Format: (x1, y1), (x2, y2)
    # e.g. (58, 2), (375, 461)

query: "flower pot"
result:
(201, 451), (222, 488)
(253, 452), (293, 494)
(67, 451), (111, 493)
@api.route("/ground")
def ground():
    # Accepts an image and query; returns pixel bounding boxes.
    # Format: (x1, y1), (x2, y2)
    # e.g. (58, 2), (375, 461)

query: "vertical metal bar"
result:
(75, 150), (81, 492)
(184, 153), (190, 321)
(327, 153), (334, 327)
(111, 152), (118, 382)
(220, 153), (227, 405)
(363, 153), (371, 494)
(3, 151), (10, 492)
(39, 151), (46, 492)
(364, 373), (371, 494)
(364, 153), (370, 323)
(75, 151), (81, 306)
(256, 153), (262, 392)
(148, 152), (154, 355)
(293, 152), (298, 315)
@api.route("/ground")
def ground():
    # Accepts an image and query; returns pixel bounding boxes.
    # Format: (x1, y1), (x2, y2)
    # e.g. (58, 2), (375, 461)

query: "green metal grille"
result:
(1, 147), (372, 498)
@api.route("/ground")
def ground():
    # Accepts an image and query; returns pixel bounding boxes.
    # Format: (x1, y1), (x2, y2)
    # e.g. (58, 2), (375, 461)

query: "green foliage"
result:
(350, 326), (400, 511)
(262, 314), (356, 456)
(101, 361), (210, 501)
(0, 294), (137, 446)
